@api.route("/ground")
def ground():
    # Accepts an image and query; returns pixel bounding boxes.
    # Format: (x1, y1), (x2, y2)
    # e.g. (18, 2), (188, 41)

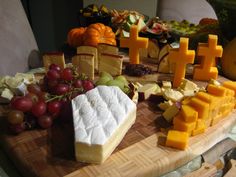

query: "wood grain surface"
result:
(0, 74), (235, 177)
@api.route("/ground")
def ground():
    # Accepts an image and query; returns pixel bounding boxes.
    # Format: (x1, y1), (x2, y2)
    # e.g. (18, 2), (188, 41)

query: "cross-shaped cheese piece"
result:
(43, 52), (65, 72)
(193, 35), (223, 81)
(72, 54), (94, 80)
(77, 46), (98, 71)
(120, 25), (148, 64)
(169, 38), (195, 88)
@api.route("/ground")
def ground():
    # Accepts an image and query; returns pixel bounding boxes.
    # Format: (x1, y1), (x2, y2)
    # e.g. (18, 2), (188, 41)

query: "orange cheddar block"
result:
(43, 52), (65, 72)
(195, 91), (219, 108)
(223, 81), (236, 95)
(168, 37), (195, 88)
(193, 64), (218, 81)
(207, 84), (227, 97)
(173, 115), (196, 134)
(166, 130), (189, 150)
(211, 114), (223, 126)
(120, 25), (148, 64)
(182, 97), (191, 105)
(193, 35), (223, 81)
(188, 97), (209, 120)
(180, 105), (198, 122)
(192, 119), (206, 136)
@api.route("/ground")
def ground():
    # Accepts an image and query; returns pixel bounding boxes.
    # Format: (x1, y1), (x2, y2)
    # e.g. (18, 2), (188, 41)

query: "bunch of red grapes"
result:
(7, 64), (94, 134)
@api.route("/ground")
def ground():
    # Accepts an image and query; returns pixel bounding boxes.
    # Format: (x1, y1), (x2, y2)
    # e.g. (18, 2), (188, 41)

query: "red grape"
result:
(37, 115), (53, 129)
(46, 69), (60, 80)
(73, 79), (82, 88)
(9, 122), (25, 134)
(31, 101), (47, 117)
(27, 84), (42, 95)
(7, 110), (24, 124)
(47, 100), (62, 115)
(25, 92), (39, 104)
(60, 68), (73, 81)
(82, 80), (94, 91)
(11, 96), (33, 112)
(55, 83), (69, 95)
(49, 64), (61, 72)
(47, 79), (59, 90)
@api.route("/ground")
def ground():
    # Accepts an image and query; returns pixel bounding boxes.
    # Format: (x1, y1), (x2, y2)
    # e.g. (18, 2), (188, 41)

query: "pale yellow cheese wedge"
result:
(99, 53), (123, 76)
(43, 52), (65, 72)
(72, 54), (94, 80)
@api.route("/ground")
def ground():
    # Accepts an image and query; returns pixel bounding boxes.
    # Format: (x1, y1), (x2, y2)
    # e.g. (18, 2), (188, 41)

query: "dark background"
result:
(20, 0), (83, 53)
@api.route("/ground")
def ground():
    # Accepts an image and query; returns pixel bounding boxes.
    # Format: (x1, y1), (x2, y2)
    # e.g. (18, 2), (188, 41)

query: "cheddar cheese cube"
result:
(166, 130), (189, 150)
(192, 119), (206, 136)
(207, 84), (227, 97)
(180, 105), (198, 122)
(223, 81), (236, 95)
(188, 97), (209, 120)
(173, 115), (196, 134)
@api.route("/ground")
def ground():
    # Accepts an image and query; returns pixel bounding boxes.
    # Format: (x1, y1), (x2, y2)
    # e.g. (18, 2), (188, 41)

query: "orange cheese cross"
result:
(120, 25), (148, 64)
(193, 35), (223, 81)
(169, 37), (195, 88)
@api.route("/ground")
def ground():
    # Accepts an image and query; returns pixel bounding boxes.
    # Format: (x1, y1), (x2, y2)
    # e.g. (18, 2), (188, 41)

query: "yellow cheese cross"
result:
(193, 35), (223, 81)
(120, 25), (148, 64)
(169, 38), (195, 88)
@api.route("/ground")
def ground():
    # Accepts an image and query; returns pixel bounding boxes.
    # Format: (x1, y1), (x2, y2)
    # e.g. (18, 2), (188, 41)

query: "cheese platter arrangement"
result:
(1, 17), (236, 177)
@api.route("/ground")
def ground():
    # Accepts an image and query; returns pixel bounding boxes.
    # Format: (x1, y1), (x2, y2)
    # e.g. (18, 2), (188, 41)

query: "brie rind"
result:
(72, 86), (136, 163)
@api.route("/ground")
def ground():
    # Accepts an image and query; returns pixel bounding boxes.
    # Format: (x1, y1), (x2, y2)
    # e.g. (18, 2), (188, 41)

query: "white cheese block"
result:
(72, 86), (136, 164)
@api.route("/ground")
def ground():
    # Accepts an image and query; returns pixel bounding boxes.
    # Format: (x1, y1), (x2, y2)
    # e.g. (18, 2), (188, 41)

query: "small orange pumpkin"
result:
(83, 23), (116, 47)
(67, 27), (86, 47)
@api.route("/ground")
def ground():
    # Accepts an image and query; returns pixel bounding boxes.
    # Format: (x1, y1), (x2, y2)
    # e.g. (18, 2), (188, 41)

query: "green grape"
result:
(106, 80), (125, 90)
(121, 86), (131, 94)
(95, 76), (111, 86)
(114, 75), (129, 86)
(99, 71), (113, 80)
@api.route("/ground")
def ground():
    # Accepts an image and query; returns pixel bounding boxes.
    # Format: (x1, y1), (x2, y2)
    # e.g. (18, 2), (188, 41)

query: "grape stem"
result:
(45, 88), (84, 103)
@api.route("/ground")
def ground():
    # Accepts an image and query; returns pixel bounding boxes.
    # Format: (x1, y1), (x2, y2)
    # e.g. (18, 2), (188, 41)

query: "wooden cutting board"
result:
(0, 74), (236, 177)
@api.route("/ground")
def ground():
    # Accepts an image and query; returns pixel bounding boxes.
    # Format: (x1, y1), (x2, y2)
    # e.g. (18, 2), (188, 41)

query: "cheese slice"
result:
(99, 53), (123, 76)
(72, 86), (137, 164)
(77, 46), (98, 71)
(43, 52), (65, 72)
(97, 44), (118, 66)
(72, 54), (94, 80)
